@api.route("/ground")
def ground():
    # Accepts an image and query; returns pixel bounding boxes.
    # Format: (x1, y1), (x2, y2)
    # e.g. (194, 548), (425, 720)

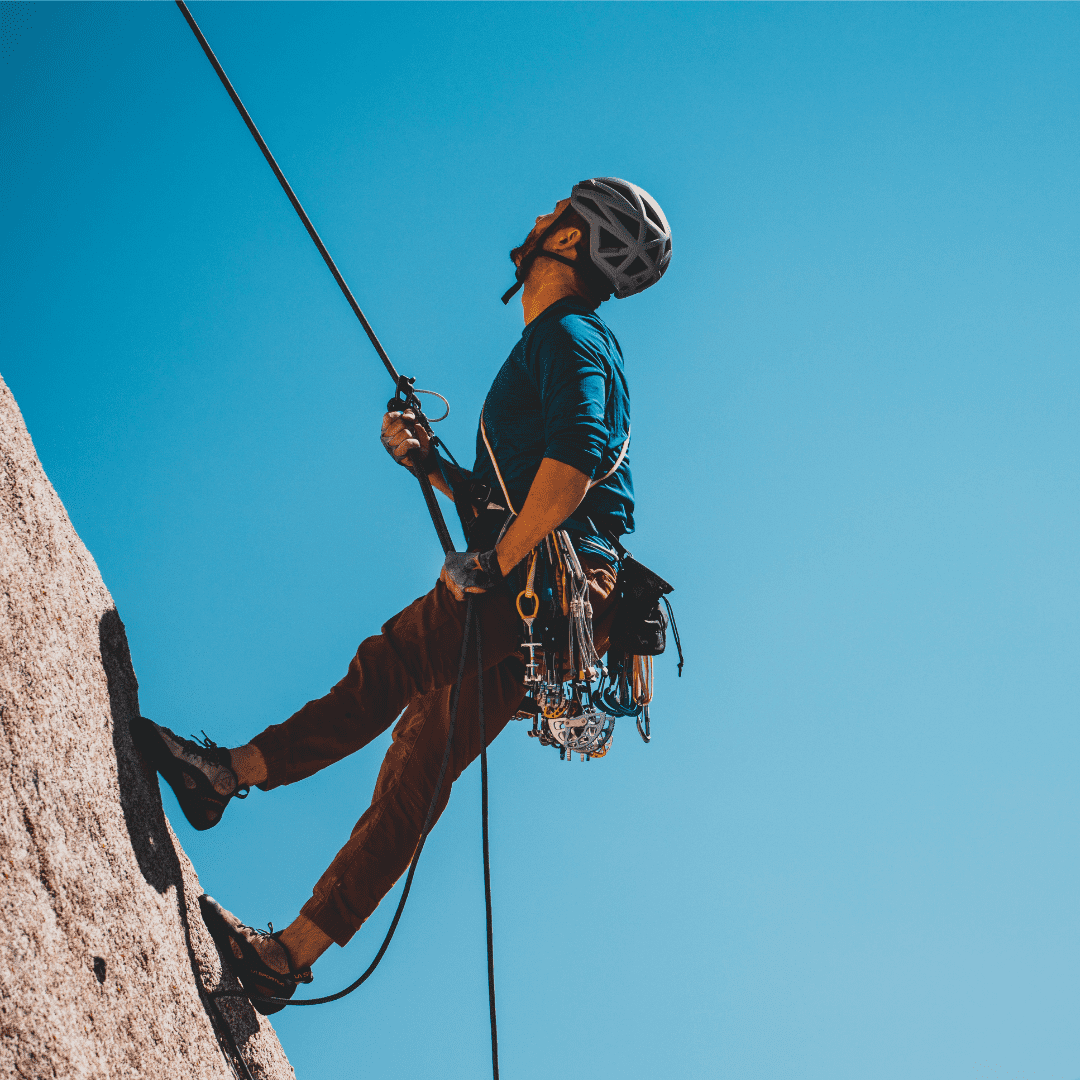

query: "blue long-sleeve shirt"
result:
(471, 297), (635, 552)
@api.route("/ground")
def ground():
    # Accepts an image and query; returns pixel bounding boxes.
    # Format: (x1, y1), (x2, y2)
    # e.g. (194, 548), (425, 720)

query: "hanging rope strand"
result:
(476, 619), (500, 1080)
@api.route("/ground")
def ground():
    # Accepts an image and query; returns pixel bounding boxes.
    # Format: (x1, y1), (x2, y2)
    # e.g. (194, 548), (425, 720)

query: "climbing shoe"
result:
(199, 895), (313, 1015)
(130, 717), (248, 831)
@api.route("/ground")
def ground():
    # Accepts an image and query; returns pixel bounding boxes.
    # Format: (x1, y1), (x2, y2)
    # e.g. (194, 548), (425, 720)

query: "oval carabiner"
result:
(516, 589), (540, 623)
(515, 549), (540, 627)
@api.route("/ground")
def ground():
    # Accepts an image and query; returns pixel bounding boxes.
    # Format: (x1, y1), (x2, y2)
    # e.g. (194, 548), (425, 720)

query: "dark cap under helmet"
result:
(501, 177), (673, 304)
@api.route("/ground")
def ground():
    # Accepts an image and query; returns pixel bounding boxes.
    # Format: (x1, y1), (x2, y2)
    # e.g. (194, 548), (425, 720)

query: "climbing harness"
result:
(511, 529), (681, 762)
(173, 6), (499, 1077)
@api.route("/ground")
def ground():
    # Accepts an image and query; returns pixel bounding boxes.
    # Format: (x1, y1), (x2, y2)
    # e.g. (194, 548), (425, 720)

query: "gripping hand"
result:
(381, 409), (430, 471)
(441, 549), (503, 601)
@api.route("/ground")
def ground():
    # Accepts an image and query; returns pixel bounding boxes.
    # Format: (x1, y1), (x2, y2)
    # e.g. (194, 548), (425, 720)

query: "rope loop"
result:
(410, 388), (450, 422)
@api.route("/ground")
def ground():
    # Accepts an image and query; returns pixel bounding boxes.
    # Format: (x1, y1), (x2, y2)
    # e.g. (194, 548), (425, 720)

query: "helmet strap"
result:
(532, 251), (579, 271)
(500, 278), (526, 305)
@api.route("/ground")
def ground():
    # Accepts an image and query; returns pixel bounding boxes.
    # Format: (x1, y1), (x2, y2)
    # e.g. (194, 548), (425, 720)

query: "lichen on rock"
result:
(0, 374), (294, 1079)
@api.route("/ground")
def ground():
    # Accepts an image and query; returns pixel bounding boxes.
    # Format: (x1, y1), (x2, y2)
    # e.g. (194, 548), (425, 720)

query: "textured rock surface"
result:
(0, 375), (295, 1080)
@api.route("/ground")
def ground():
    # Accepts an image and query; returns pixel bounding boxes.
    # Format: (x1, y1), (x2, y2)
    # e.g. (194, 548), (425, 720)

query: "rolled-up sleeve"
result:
(537, 320), (609, 479)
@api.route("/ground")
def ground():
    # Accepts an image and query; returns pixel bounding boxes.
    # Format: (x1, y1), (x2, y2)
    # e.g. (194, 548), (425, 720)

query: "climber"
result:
(133, 178), (672, 1014)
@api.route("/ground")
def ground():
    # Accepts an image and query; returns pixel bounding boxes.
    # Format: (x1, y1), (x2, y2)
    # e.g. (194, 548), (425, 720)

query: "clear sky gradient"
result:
(4, 3), (1080, 1079)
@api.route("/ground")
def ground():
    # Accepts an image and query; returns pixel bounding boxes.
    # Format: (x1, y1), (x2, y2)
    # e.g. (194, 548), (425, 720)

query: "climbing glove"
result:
(441, 548), (503, 599)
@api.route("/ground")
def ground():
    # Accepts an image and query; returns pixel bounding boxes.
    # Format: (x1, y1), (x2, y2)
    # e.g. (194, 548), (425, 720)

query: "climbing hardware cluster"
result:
(512, 530), (681, 762)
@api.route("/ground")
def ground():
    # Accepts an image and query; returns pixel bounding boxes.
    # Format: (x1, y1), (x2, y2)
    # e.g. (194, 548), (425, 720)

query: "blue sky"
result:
(4, 3), (1080, 1078)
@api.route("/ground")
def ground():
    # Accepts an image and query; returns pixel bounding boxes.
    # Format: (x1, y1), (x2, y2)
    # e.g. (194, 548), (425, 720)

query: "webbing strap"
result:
(598, 427), (632, 485)
(480, 410), (517, 515)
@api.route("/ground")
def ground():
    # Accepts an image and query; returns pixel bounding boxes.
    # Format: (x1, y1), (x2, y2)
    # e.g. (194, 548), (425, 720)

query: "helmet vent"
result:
(598, 227), (623, 252)
(575, 196), (605, 219)
(644, 201), (666, 230)
(624, 256), (648, 277)
(611, 208), (641, 238)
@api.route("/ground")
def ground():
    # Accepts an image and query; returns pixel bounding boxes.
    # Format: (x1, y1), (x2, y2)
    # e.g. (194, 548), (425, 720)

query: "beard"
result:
(509, 226), (541, 270)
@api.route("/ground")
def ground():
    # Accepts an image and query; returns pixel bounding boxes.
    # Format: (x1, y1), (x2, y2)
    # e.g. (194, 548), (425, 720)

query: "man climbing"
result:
(133, 177), (672, 1013)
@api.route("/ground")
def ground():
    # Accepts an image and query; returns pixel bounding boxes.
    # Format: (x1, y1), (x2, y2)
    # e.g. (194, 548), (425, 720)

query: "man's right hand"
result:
(381, 409), (430, 470)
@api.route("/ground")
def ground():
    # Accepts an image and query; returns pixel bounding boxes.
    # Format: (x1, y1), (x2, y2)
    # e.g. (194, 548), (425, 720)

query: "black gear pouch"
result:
(608, 557), (674, 657)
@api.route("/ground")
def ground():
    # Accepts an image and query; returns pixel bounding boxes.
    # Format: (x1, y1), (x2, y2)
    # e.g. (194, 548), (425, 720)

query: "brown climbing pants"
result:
(249, 562), (618, 948)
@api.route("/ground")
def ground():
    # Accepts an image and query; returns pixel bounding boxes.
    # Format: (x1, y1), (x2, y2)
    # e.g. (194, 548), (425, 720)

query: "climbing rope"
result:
(173, 4), (500, 1073)
(475, 617), (500, 1080)
(174, 0), (454, 555)
(200, 987), (255, 1080)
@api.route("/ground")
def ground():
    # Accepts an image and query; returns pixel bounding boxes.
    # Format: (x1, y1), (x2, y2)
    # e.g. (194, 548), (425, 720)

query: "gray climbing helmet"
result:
(571, 177), (673, 299)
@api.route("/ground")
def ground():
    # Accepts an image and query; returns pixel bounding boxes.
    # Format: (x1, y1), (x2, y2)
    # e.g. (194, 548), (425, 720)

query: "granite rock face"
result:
(0, 375), (295, 1080)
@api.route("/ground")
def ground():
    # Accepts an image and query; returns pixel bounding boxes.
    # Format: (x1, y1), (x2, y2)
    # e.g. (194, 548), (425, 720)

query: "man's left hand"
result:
(441, 549), (503, 601)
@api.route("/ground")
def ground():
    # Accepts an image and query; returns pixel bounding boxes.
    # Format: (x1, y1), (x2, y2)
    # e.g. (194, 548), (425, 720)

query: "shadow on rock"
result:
(101, 607), (266, 1074)
(102, 606), (178, 895)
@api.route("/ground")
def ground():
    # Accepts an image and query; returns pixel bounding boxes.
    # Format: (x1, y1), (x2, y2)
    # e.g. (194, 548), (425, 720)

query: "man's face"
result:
(510, 197), (573, 268)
